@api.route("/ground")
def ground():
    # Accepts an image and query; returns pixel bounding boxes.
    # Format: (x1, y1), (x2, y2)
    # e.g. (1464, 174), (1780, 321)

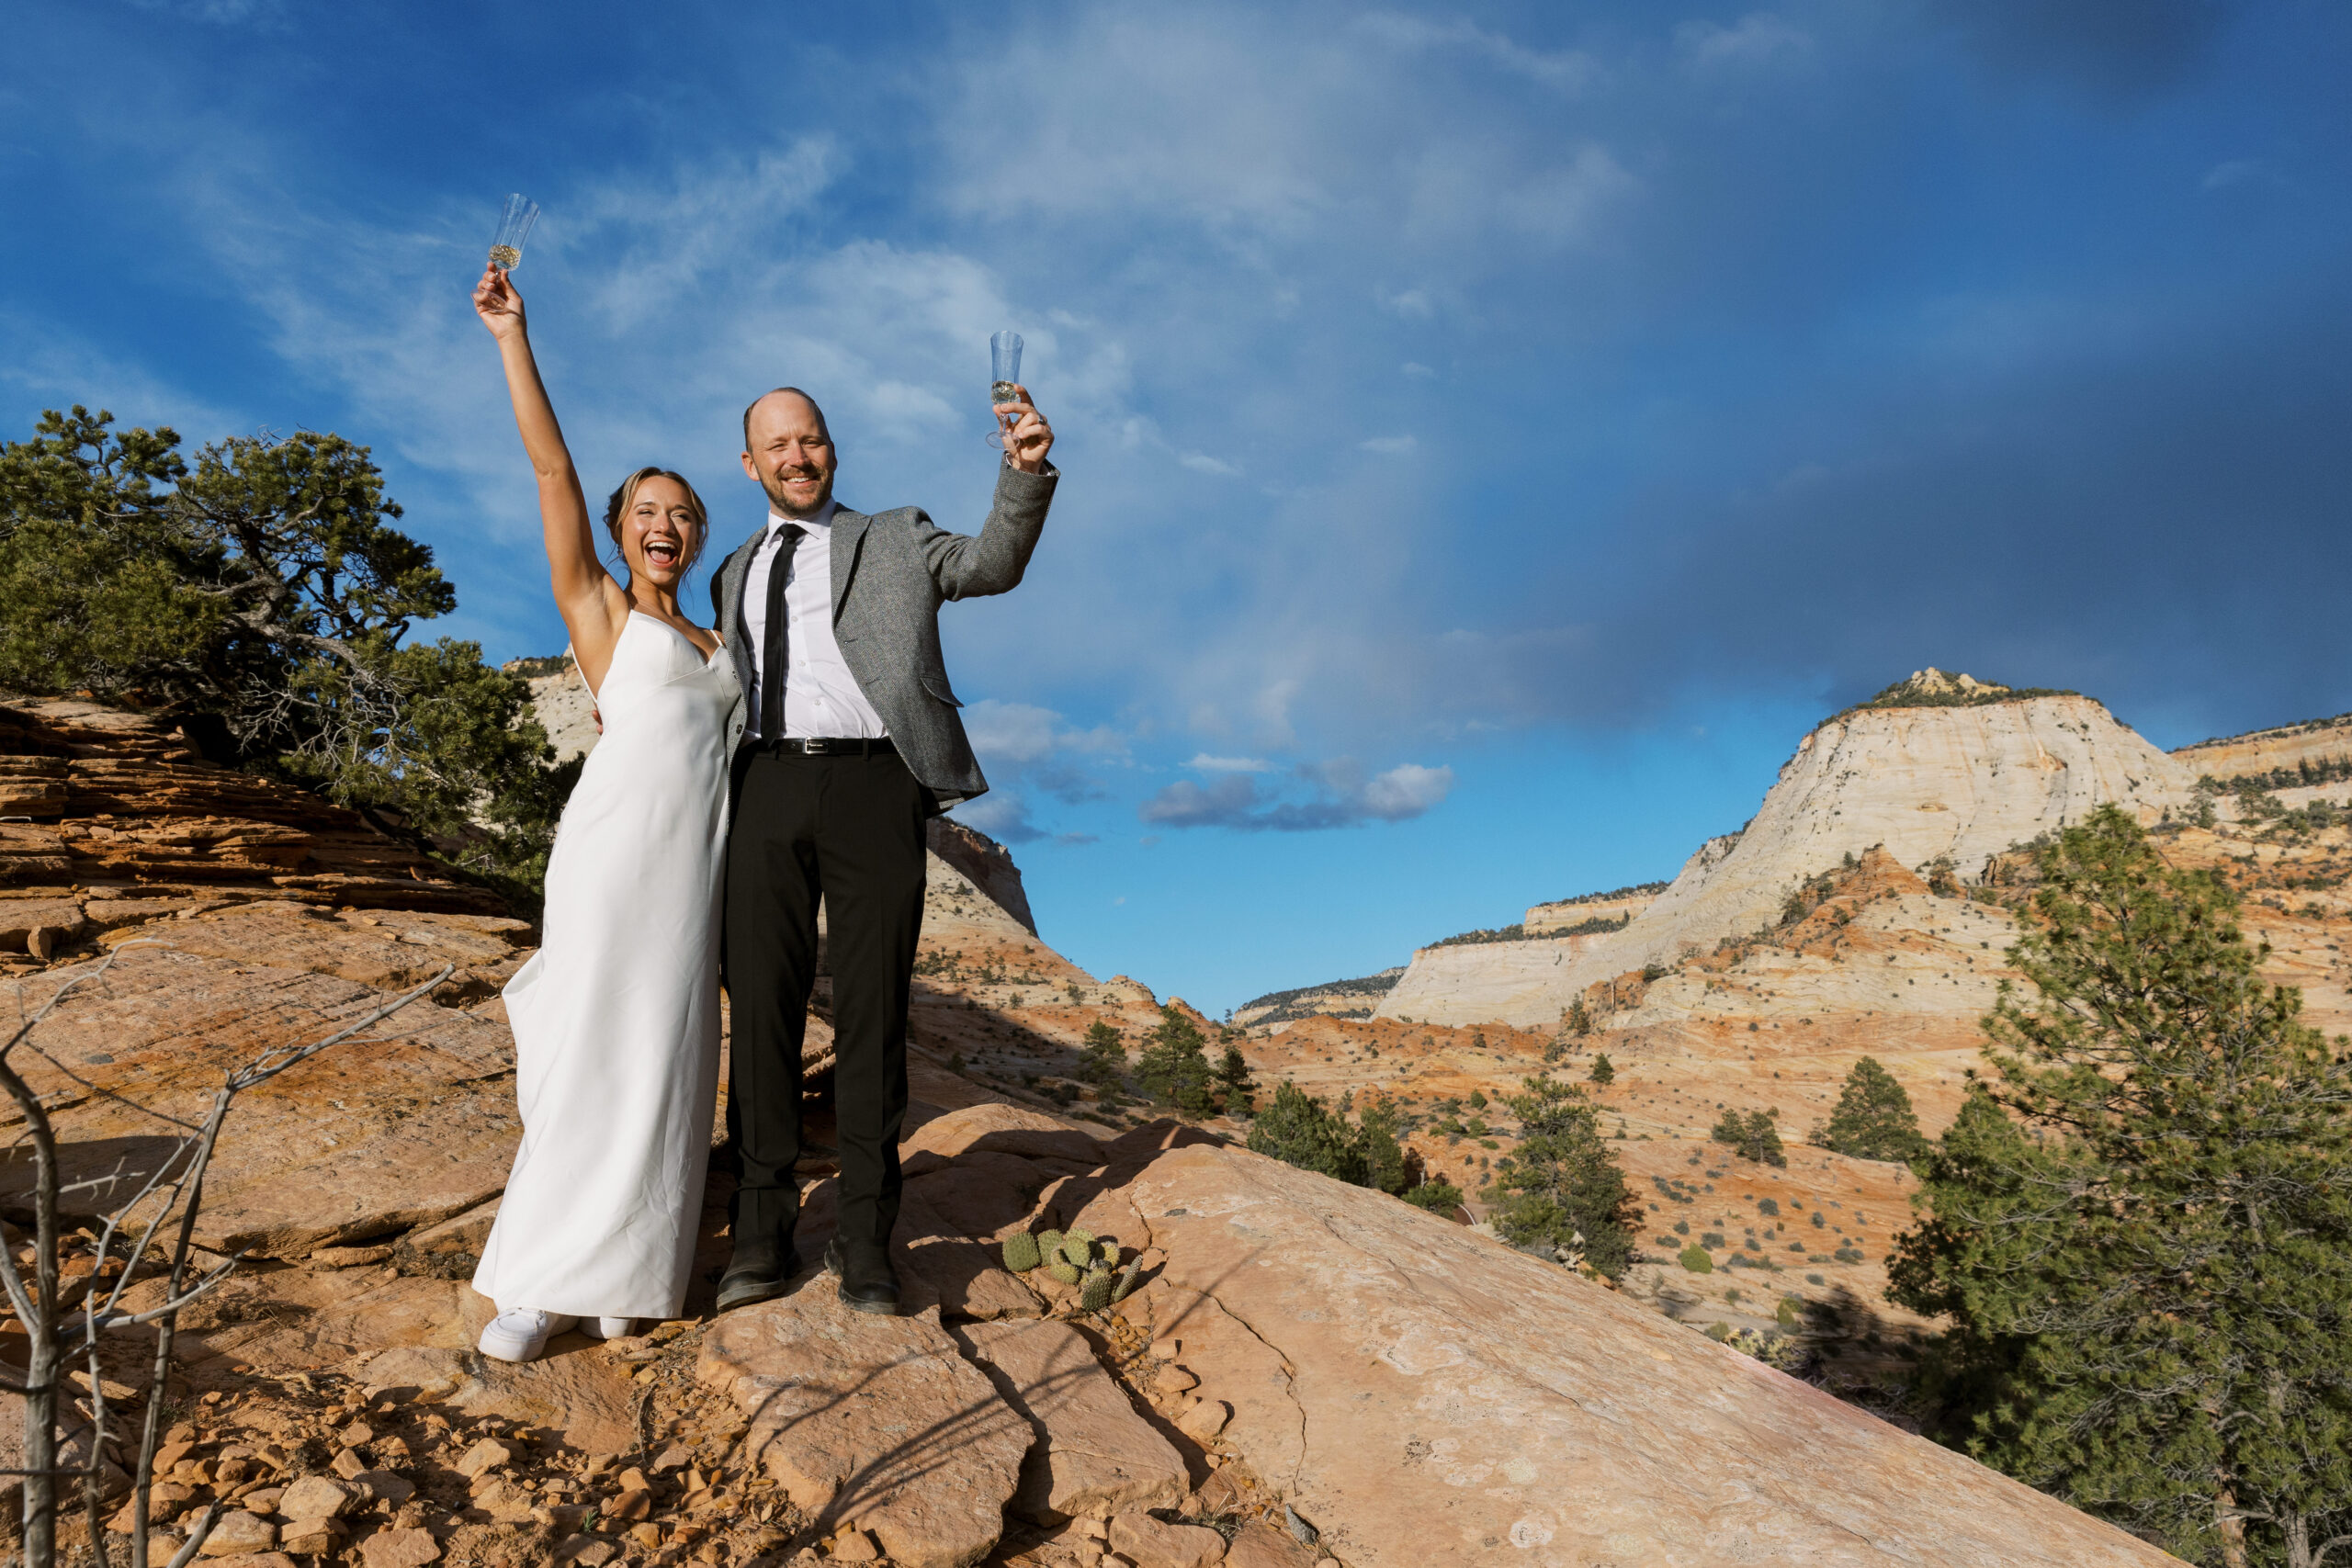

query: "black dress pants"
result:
(724, 746), (929, 1256)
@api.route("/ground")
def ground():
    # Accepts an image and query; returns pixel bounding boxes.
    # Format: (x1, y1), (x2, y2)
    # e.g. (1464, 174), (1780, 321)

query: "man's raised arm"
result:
(921, 386), (1057, 600)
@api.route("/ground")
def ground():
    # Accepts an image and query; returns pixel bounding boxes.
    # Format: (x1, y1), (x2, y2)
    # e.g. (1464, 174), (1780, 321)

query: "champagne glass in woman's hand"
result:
(473, 263), (528, 342)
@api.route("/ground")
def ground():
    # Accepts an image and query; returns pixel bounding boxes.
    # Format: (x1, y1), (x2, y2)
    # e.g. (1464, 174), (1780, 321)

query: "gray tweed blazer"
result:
(708, 461), (1057, 807)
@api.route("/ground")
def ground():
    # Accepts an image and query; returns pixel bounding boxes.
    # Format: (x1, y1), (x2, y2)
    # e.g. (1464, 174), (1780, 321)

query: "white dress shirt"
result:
(741, 501), (889, 740)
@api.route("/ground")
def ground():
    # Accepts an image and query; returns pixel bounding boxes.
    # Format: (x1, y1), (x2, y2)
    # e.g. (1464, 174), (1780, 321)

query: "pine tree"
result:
(1358, 1091), (1410, 1195)
(1134, 1005), (1216, 1117)
(1589, 1053), (1615, 1088)
(1711, 1108), (1786, 1167)
(1814, 1056), (1928, 1161)
(1483, 1076), (1636, 1279)
(1076, 1020), (1127, 1089)
(1216, 1042), (1257, 1116)
(1888, 805), (2352, 1565)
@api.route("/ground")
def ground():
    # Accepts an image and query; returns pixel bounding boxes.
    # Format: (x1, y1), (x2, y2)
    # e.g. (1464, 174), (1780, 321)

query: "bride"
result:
(467, 262), (741, 1362)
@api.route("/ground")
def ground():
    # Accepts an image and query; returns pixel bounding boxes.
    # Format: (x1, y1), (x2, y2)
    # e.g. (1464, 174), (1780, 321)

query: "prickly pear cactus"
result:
(1080, 1266), (1114, 1312)
(1037, 1229), (1066, 1260)
(1001, 1232), (1042, 1273)
(1061, 1235), (1095, 1269)
(1047, 1258), (1083, 1286)
(1110, 1255), (1143, 1305)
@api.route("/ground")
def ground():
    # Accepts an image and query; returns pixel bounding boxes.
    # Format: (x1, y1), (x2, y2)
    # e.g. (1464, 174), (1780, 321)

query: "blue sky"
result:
(6, 1), (2349, 1015)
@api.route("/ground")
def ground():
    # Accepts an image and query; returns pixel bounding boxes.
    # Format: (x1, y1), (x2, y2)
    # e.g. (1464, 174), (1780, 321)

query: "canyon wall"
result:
(2174, 711), (2352, 783)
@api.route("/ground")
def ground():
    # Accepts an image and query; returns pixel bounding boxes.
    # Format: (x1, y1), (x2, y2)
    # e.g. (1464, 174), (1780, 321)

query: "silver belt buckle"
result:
(804, 737), (831, 756)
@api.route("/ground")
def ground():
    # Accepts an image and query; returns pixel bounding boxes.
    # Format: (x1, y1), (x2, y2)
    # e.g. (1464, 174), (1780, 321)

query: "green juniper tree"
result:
(0, 407), (569, 901)
(1357, 1090), (1410, 1195)
(1812, 1056), (1929, 1161)
(1588, 1052), (1615, 1088)
(1483, 1076), (1636, 1279)
(1889, 806), (2352, 1567)
(1134, 1005), (1217, 1117)
(1247, 1080), (1368, 1186)
(1712, 1108), (1786, 1167)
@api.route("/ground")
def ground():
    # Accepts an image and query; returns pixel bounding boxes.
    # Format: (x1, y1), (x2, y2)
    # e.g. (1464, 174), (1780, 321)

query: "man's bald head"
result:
(741, 387), (831, 450)
(741, 387), (840, 519)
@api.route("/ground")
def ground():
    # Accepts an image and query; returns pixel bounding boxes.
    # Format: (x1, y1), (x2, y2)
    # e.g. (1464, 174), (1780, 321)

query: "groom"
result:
(712, 382), (1056, 1315)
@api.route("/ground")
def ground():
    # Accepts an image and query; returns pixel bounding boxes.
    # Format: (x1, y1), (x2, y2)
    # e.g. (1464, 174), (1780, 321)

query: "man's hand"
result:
(994, 385), (1054, 474)
(473, 264), (528, 342)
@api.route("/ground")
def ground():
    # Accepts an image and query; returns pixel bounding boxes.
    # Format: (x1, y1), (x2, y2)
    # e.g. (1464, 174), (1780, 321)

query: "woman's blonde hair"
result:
(602, 467), (710, 572)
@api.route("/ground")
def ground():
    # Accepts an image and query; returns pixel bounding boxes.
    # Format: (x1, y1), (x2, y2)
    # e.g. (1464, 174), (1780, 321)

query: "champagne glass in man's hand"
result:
(995, 383), (1053, 473)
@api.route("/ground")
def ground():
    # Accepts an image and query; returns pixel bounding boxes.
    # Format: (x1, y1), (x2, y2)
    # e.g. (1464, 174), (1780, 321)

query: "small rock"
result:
(455, 1437), (513, 1477)
(359, 1527), (443, 1568)
(551, 1537), (618, 1567)
(605, 1488), (654, 1523)
(1223, 1521), (1317, 1568)
(1284, 1506), (1317, 1545)
(337, 1421), (377, 1448)
(311, 1245), (395, 1269)
(628, 1523), (663, 1551)
(1108, 1512), (1227, 1568)
(205, 1555), (299, 1568)
(1177, 1398), (1231, 1442)
(353, 1470), (416, 1508)
(828, 1528), (881, 1562)
(329, 1449), (368, 1481)
(616, 1466), (652, 1494)
(198, 1511), (277, 1558)
(1153, 1365), (1199, 1398)
(1148, 1337), (1182, 1361)
(650, 1442), (694, 1472)
(277, 1474), (357, 1520)
(241, 1487), (285, 1517)
(278, 1518), (350, 1556)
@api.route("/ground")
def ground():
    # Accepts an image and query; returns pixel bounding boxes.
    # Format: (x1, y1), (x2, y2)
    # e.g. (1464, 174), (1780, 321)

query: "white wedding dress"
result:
(473, 613), (741, 1320)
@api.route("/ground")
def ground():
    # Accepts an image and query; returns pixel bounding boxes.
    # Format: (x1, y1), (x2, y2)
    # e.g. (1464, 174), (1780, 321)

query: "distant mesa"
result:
(1233, 967), (1406, 1029)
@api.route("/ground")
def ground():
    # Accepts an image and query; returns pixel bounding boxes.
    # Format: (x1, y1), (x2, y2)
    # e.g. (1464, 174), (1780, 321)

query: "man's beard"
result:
(763, 467), (833, 519)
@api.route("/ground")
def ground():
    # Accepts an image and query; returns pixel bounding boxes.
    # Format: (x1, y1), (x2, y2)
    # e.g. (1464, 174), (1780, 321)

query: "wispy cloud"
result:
(1354, 13), (1599, 93)
(1677, 14), (1813, 71)
(1139, 759), (1453, 831)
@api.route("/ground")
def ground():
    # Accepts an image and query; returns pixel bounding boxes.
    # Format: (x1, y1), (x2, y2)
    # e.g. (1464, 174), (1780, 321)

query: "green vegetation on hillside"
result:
(1889, 805), (2352, 1563)
(1819, 670), (2082, 729)
(0, 407), (571, 906)
(1248, 1081), (1411, 1195)
(1810, 1057), (1928, 1162)
(1482, 1076), (1637, 1280)
(1712, 1107), (1786, 1167)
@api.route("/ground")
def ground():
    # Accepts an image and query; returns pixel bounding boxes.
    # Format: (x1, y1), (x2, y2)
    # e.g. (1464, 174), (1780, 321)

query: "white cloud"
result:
(1187, 754), (1273, 773)
(1677, 14), (1813, 70)
(1180, 451), (1241, 477)
(1138, 755), (1454, 831)
(1361, 434), (1417, 454)
(1353, 13), (1600, 94)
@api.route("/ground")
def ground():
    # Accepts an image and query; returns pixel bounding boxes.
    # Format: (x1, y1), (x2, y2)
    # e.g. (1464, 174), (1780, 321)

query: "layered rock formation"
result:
(1521, 883), (1661, 935)
(2174, 710), (2352, 784)
(1231, 968), (1403, 1029)
(1377, 682), (2194, 1029)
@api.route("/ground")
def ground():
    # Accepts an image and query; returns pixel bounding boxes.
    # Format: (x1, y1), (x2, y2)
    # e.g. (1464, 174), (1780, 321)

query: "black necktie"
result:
(758, 524), (803, 739)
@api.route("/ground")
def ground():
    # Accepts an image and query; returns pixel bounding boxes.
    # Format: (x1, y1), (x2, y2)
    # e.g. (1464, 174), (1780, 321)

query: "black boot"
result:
(718, 1187), (800, 1314)
(825, 1236), (901, 1316)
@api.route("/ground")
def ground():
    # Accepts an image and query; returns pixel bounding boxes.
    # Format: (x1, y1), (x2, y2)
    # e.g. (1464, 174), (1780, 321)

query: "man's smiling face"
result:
(741, 389), (837, 519)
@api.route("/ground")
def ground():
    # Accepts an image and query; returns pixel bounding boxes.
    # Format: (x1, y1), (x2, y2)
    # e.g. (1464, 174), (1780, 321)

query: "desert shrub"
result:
(1403, 1179), (1464, 1214)
(1589, 1053), (1615, 1088)
(1679, 1245), (1713, 1273)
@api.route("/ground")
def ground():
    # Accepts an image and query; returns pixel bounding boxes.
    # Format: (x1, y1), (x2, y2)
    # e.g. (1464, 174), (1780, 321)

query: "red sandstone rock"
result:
(956, 1317), (1187, 1523)
(697, 1286), (1030, 1568)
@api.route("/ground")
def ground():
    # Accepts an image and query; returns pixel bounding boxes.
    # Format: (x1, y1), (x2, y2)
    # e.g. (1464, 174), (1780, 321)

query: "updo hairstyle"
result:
(603, 467), (710, 572)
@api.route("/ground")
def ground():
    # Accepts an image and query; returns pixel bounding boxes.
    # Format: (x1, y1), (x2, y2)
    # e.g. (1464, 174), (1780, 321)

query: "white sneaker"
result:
(581, 1316), (635, 1340)
(478, 1308), (580, 1363)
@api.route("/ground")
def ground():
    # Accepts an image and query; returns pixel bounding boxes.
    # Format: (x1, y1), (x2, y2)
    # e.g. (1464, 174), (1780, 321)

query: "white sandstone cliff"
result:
(1379, 683), (2194, 1028)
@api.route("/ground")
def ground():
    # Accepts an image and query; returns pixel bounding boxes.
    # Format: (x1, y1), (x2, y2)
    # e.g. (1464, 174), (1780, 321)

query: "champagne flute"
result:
(986, 330), (1023, 447)
(488, 194), (540, 271)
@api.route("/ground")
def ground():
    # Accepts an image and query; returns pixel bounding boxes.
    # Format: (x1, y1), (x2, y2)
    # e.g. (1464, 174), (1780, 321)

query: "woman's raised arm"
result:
(473, 265), (628, 686)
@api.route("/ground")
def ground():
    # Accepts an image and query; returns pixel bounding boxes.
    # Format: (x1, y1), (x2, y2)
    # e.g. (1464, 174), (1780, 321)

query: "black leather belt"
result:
(758, 736), (896, 757)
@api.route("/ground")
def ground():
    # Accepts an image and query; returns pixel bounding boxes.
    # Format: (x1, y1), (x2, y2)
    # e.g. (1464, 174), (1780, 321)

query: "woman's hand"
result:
(474, 264), (528, 341)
